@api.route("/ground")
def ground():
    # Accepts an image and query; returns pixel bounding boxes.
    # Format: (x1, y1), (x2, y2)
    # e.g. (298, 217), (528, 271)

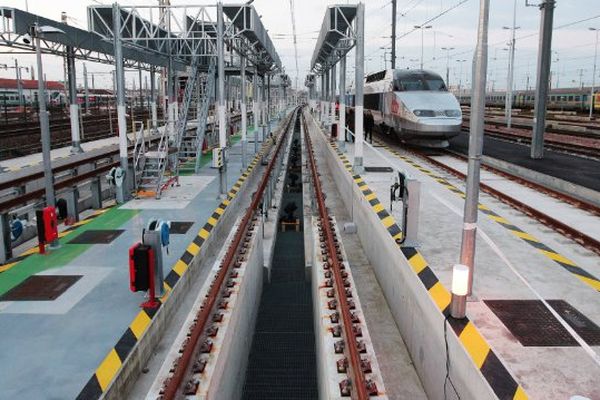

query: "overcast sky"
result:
(0, 0), (598, 92)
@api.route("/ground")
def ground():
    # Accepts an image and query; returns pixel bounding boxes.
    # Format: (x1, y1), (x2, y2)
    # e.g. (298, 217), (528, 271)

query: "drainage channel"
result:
(242, 115), (319, 399)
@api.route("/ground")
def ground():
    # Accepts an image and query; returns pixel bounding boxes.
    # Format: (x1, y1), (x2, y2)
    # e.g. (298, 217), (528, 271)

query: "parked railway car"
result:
(0, 78), (65, 108)
(458, 87), (600, 113)
(348, 69), (462, 147)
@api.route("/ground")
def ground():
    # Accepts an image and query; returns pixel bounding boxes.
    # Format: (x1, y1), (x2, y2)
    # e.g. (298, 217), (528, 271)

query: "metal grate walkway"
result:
(242, 127), (318, 400)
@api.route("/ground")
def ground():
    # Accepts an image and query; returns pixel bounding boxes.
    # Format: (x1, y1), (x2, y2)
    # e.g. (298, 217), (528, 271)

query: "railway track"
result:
(155, 108), (373, 399)
(387, 139), (600, 257)
(302, 112), (372, 399)
(460, 122), (600, 160)
(0, 111), (153, 160)
(157, 109), (297, 399)
(0, 133), (163, 214)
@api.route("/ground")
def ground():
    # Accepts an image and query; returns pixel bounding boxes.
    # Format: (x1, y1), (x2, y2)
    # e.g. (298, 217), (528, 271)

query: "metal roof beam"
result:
(0, 7), (177, 70)
(310, 4), (358, 72)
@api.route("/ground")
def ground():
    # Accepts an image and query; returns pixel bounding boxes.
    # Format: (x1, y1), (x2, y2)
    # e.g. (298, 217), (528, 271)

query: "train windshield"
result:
(393, 74), (447, 92)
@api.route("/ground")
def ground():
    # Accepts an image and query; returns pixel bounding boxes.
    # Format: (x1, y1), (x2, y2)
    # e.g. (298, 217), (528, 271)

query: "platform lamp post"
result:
(452, 0), (490, 319)
(414, 25), (432, 70)
(30, 24), (65, 247)
(589, 27), (599, 119)
(441, 47), (454, 87)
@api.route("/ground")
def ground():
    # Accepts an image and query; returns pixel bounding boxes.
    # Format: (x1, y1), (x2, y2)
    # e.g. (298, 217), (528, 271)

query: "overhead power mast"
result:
(391, 0), (397, 69)
(530, 0), (556, 159)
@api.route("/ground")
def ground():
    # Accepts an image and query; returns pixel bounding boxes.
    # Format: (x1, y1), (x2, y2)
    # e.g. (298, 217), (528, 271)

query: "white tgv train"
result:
(349, 69), (462, 147)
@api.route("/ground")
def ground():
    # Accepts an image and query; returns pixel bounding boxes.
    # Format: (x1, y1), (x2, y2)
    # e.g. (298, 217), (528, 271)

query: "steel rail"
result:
(444, 149), (600, 218)
(459, 123), (600, 158)
(301, 112), (369, 400)
(161, 109), (298, 400)
(409, 148), (600, 257)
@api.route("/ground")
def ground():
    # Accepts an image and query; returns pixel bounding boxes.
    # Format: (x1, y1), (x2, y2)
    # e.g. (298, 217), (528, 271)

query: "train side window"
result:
(364, 94), (379, 110)
(575, 96), (580, 101)
(568, 96), (574, 101)
(583, 95), (588, 102)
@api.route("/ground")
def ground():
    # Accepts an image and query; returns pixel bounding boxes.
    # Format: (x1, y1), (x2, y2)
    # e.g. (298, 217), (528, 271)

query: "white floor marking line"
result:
(431, 191), (600, 367)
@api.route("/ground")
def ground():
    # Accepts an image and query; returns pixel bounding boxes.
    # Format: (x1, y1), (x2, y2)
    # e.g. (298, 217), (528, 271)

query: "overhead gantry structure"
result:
(0, 2), (284, 201)
(308, 3), (365, 171)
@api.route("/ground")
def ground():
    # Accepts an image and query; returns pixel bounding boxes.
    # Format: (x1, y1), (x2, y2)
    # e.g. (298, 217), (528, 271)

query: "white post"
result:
(113, 4), (129, 203)
(217, 1), (227, 197)
(339, 55), (346, 149)
(354, 3), (365, 172)
(330, 63), (336, 135)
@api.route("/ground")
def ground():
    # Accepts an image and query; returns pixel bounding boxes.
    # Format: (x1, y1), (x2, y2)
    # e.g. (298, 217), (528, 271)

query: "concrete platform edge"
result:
(480, 154), (600, 208)
(307, 110), (527, 400)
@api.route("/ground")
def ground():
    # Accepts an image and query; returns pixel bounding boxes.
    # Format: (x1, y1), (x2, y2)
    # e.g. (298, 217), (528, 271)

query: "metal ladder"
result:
(137, 56), (202, 198)
(177, 61), (216, 174)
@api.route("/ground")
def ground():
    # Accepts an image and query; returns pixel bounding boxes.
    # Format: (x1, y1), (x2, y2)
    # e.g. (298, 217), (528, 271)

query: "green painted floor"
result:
(0, 207), (138, 296)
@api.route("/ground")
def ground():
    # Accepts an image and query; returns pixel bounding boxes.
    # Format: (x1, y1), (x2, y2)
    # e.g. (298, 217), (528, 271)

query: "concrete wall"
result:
(310, 217), (387, 400)
(104, 142), (265, 400)
(310, 115), (498, 400)
(204, 217), (264, 400)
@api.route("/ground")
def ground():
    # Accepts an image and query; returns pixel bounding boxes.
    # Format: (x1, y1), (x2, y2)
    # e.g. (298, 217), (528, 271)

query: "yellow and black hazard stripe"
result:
(376, 141), (600, 293)
(326, 138), (528, 400)
(76, 144), (269, 400)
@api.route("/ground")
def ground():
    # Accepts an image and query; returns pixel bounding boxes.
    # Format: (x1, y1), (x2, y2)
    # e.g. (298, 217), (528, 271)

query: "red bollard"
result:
(36, 206), (58, 254)
(129, 243), (160, 309)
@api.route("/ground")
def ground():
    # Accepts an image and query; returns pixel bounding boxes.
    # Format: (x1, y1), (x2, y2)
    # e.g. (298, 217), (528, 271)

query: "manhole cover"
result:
(485, 300), (600, 347)
(547, 300), (600, 346)
(68, 229), (125, 244)
(169, 221), (194, 234)
(364, 166), (394, 173)
(0, 275), (82, 301)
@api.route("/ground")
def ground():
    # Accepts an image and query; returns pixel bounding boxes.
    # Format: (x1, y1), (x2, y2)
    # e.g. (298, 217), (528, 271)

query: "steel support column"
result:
(531, 0), (555, 159)
(150, 66), (157, 131)
(217, 1), (228, 197)
(267, 73), (271, 125)
(83, 62), (90, 115)
(324, 69), (330, 128)
(241, 56), (247, 169)
(339, 55), (346, 149)
(66, 46), (83, 153)
(330, 63), (336, 134)
(261, 76), (267, 141)
(253, 71), (259, 154)
(353, 3), (365, 172)
(35, 26), (56, 210)
(113, 4), (129, 203)
(138, 65), (144, 109)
